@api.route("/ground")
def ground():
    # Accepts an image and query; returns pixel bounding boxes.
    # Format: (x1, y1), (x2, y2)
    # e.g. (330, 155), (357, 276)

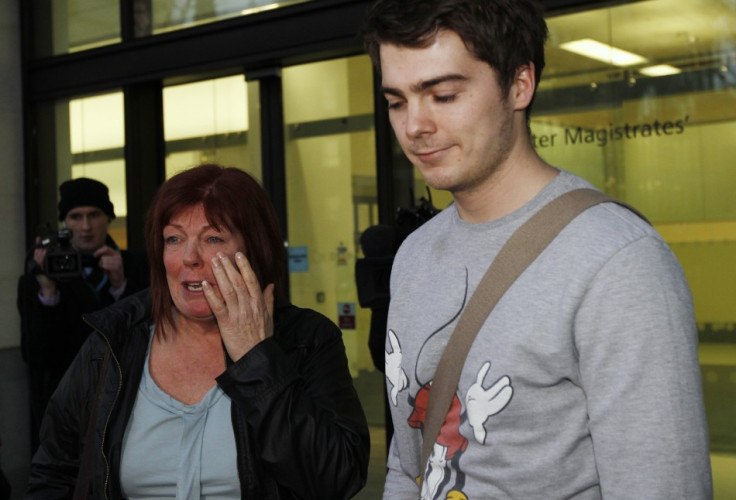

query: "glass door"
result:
(282, 54), (386, 498)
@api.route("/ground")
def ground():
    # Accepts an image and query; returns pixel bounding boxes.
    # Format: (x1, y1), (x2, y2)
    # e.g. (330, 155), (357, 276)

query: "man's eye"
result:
(435, 94), (457, 103)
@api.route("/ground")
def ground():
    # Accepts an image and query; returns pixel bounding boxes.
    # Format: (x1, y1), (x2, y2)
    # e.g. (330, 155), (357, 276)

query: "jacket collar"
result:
(83, 289), (152, 345)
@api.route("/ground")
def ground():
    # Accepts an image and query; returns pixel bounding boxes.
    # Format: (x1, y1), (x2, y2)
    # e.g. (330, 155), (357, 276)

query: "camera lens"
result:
(49, 255), (76, 272)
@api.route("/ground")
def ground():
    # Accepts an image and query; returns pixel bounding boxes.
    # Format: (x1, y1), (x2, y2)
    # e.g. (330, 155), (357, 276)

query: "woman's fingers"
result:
(263, 283), (275, 317)
(202, 279), (226, 315)
(235, 252), (262, 300)
(212, 252), (241, 304)
(204, 252), (275, 360)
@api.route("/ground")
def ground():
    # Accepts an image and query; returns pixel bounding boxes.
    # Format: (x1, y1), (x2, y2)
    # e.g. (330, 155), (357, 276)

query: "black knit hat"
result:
(58, 178), (116, 221)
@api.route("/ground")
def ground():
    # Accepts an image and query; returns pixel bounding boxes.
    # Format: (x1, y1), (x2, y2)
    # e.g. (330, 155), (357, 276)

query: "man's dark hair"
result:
(361, 0), (548, 120)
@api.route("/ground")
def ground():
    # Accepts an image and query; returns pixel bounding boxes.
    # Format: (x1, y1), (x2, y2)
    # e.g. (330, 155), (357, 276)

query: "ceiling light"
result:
(560, 38), (647, 67)
(639, 64), (682, 77)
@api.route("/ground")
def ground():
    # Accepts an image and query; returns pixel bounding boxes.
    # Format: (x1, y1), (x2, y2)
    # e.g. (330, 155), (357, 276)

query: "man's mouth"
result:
(411, 145), (451, 162)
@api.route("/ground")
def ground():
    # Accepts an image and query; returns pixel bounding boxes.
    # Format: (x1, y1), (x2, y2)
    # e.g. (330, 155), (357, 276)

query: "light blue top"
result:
(120, 329), (240, 499)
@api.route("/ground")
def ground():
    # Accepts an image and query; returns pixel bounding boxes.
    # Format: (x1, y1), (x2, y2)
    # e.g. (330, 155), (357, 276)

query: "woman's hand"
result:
(202, 251), (275, 361)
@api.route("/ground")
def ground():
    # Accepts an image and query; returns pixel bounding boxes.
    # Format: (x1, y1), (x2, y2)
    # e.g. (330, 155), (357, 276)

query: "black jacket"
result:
(26, 290), (370, 499)
(17, 244), (150, 372)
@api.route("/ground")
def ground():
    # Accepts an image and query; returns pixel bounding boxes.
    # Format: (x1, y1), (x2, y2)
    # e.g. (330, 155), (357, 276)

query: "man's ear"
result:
(512, 63), (536, 111)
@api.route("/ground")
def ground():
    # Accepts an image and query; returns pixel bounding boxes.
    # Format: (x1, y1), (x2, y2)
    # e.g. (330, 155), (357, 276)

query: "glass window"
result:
(282, 55), (376, 360)
(68, 92), (128, 246)
(31, 91), (129, 246)
(151, 0), (311, 35)
(533, 0), (736, 495)
(33, 0), (121, 56)
(162, 74), (257, 179)
(282, 55), (385, 499)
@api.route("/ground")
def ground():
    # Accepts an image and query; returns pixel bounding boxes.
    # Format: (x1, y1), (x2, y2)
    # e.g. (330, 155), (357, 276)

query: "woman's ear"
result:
(512, 63), (536, 111)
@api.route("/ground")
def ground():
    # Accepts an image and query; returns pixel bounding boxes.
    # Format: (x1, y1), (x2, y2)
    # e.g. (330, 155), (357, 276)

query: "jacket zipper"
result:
(93, 328), (123, 500)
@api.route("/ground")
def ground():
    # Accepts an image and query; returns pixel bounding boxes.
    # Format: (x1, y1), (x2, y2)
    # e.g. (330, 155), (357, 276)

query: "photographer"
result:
(355, 192), (439, 453)
(17, 178), (149, 453)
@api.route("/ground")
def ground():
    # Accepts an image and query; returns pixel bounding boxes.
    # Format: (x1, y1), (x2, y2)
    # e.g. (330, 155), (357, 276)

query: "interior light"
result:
(560, 38), (648, 67)
(240, 3), (280, 15)
(639, 64), (682, 77)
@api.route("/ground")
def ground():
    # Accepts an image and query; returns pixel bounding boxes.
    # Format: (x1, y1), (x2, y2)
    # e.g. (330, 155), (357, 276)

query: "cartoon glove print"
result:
(465, 361), (513, 444)
(421, 442), (447, 500)
(385, 329), (409, 406)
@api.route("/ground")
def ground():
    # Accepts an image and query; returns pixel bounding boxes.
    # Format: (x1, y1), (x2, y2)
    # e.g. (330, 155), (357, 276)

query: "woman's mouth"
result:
(185, 281), (204, 292)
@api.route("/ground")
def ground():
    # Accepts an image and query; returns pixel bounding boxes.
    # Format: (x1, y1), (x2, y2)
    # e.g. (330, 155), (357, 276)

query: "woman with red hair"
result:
(27, 164), (369, 499)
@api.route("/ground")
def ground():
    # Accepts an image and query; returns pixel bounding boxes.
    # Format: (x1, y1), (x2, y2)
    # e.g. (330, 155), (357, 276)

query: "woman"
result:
(26, 164), (370, 499)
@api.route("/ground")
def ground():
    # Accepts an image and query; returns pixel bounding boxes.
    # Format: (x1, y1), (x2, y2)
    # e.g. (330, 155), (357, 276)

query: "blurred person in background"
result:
(17, 177), (150, 453)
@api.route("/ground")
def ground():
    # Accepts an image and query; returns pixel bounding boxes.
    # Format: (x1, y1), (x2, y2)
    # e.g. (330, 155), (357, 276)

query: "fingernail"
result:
(211, 256), (220, 267)
(235, 252), (244, 260)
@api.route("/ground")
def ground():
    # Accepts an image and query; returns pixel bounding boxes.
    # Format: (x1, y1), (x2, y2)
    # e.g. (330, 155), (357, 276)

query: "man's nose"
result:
(405, 102), (435, 139)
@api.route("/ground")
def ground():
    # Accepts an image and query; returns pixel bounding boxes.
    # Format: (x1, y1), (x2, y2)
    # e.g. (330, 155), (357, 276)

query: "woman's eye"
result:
(164, 235), (179, 244)
(206, 236), (224, 244)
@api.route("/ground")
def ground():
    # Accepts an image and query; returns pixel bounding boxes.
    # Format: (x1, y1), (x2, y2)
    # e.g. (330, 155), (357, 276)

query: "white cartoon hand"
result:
(385, 329), (409, 406)
(421, 442), (448, 500)
(465, 361), (513, 444)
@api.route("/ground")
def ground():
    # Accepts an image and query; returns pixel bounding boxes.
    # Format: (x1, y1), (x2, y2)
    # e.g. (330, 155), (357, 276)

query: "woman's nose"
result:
(182, 242), (203, 267)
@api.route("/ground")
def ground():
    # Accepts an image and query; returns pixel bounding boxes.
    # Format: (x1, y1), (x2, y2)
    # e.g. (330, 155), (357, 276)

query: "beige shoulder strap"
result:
(420, 188), (647, 480)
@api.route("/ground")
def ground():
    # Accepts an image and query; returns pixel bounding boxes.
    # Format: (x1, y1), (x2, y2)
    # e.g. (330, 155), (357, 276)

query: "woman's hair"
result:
(361, 0), (548, 121)
(145, 164), (286, 337)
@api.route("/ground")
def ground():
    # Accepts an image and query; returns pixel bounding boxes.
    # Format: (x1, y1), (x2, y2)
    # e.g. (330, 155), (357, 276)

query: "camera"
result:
(356, 188), (440, 308)
(36, 227), (98, 279)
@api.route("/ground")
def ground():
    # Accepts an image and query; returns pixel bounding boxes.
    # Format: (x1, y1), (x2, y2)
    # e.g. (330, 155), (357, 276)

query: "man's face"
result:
(380, 30), (517, 196)
(64, 206), (110, 252)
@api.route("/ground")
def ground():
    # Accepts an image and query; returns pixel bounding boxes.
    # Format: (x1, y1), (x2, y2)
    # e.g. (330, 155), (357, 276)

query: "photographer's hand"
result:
(95, 245), (125, 289)
(32, 239), (57, 298)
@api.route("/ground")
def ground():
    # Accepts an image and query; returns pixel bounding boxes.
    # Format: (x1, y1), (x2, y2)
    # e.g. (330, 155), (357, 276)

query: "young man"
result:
(17, 178), (149, 452)
(361, 0), (712, 498)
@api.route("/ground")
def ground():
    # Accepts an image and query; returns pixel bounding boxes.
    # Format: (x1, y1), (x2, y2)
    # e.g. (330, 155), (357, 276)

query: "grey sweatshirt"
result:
(383, 169), (712, 499)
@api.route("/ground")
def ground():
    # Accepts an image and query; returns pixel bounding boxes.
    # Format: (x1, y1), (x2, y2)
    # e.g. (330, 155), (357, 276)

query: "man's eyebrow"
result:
(381, 74), (469, 97)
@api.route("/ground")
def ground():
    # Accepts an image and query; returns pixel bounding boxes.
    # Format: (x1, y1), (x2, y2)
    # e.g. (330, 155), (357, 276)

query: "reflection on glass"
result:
(162, 75), (255, 180)
(31, 0), (312, 55)
(282, 53), (385, 494)
(283, 56), (376, 340)
(34, 0), (121, 56)
(67, 92), (128, 246)
(152, 0), (310, 34)
(530, 0), (735, 496)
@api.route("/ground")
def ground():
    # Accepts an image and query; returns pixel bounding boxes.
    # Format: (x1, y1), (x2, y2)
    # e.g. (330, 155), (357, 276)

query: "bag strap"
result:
(73, 348), (111, 500)
(420, 188), (647, 478)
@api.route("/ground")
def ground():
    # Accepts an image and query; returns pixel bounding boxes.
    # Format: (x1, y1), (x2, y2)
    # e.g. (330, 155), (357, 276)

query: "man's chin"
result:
(420, 175), (456, 193)
(73, 241), (102, 252)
